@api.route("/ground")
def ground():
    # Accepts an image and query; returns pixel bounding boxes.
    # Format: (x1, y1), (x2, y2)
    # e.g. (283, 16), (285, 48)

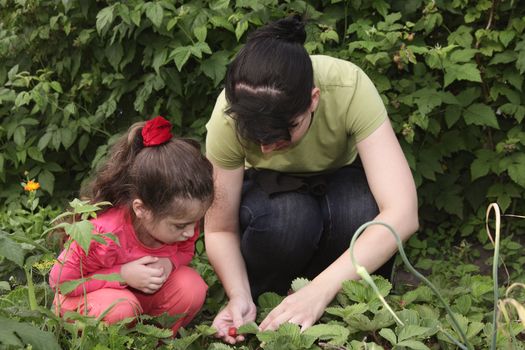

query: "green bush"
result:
(1, 0), (524, 235)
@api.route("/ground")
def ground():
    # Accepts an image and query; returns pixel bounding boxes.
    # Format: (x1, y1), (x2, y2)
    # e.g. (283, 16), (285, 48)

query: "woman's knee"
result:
(240, 191), (322, 248)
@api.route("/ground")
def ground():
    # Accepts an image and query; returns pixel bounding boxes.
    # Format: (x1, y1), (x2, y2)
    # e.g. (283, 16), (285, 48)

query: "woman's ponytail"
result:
(247, 14), (306, 45)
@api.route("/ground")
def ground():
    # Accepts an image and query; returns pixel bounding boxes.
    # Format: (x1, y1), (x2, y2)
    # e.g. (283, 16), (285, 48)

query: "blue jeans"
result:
(239, 164), (394, 299)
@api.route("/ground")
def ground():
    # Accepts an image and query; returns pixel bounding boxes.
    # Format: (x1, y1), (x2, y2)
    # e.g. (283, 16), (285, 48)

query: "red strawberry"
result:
(228, 326), (238, 337)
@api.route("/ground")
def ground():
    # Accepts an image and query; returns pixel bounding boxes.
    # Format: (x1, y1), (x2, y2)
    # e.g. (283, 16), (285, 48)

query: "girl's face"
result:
(132, 198), (208, 248)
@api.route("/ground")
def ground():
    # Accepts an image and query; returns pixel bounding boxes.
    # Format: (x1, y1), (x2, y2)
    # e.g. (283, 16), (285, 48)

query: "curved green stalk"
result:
(349, 220), (471, 350)
(24, 266), (38, 311)
(485, 203), (501, 350)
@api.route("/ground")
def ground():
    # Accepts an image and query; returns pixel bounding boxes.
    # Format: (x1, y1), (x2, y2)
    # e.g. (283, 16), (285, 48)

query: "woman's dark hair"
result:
(225, 14), (313, 145)
(83, 122), (214, 218)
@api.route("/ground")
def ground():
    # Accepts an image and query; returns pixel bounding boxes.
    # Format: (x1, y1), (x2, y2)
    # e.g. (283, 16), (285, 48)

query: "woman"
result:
(204, 15), (418, 344)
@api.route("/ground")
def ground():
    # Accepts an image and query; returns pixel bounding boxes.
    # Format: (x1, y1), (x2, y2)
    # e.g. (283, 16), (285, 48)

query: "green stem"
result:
(349, 220), (471, 350)
(24, 266), (38, 311)
(486, 203), (501, 350)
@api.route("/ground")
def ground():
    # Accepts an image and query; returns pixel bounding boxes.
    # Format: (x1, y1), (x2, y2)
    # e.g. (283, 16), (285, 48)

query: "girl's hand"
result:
(146, 257), (173, 280)
(121, 256), (167, 294)
(212, 295), (257, 344)
(259, 283), (329, 332)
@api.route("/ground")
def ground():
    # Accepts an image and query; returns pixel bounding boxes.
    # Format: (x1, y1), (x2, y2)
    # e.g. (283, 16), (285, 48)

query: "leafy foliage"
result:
(1, 0), (525, 349)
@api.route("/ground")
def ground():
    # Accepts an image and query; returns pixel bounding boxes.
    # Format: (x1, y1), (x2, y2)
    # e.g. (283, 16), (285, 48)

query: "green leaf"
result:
(449, 49), (477, 63)
(60, 128), (75, 149)
(58, 278), (85, 295)
(489, 51), (517, 65)
(193, 25), (207, 42)
(444, 63), (481, 87)
(27, 147), (45, 162)
(91, 273), (124, 283)
(209, 0), (230, 10)
(235, 20), (248, 41)
(470, 150), (495, 181)
(448, 25), (473, 48)
(78, 133), (89, 155)
(209, 16), (234, 32)
(49, 81), (63, 93)
(379, 327), (397, 345)
(135, 324), (173, 338)
(152, 49), (168, 74)
(499, 30), (515, 47)
(398, 325), (430, 342)
(507, 153), (525, 187)
(0, 281), (10, 291)
(207, 343), (235, 350)
(193, 41), (212, 56)
(38, 133), (52, 150)
(68, 198), (111, 214)
(63, 103), (77, 118)
(515, 39), (525, 74)
(257, 292), (283, 309)
(456, 87), (481, 107)
(145, 2), (164, 29)
(65, 220), (95, 254)
(19, 117), (39, 126)
(105, 43), (124, 71)
(466, 321), (484, 338)
(396, 339), (431, 350)
(96, 6), (115, 35)
(0, 316), (61, 350)
(463, 103), (499, 129)
(0, 233), (26, 267)
(452, 295), (472, 316)
(320, 29), (339, 43)
(365, 52), (389, 65)
(170, 46), (192, 71)
(13, 126), (26, 146)
(237, 321), (259, 334)
(303, 324), (350, 346)
(444, 105), (462, 128)
(290, 277), (310, 292)
(326, 303), (368, 322)
(201, 51), (229, 87)
(38, 169), (55, 194)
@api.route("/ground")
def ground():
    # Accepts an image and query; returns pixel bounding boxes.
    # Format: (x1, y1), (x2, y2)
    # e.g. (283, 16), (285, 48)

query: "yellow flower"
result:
(24, 180), (40, 192)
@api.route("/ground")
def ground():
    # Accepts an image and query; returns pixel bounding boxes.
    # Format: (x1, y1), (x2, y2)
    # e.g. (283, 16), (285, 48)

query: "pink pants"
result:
(54, 265), (207, 335)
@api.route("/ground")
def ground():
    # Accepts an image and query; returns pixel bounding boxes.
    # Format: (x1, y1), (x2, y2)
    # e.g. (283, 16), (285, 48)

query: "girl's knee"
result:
(164, 266), (207, 311)
(56, 289), (142, 325)
(97, 299), (142, 324)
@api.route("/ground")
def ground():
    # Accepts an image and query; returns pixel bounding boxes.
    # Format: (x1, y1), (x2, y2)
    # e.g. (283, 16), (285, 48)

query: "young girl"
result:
(49, 116), (214, 335)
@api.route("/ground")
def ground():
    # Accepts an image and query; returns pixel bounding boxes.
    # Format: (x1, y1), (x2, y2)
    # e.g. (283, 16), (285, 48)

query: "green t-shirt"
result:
(205, 55), (387, 175)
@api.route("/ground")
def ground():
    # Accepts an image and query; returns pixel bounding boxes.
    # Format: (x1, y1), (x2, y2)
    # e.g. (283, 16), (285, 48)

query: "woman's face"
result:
(259, 111), (312, 154)
(259, 87), (320, 154)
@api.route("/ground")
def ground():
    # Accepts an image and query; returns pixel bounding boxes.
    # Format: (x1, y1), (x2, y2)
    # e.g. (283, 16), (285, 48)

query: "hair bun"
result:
(248, 14), (307, 45)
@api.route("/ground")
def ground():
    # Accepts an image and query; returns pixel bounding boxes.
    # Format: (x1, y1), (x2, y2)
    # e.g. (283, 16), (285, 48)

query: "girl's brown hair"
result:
(83, 122), (214, 218)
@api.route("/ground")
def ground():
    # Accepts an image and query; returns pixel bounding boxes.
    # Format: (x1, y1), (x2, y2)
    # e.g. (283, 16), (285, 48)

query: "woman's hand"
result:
(212, 295), (257, 344)
(120, 256), (167, 294)
(259, 283), (330, 332)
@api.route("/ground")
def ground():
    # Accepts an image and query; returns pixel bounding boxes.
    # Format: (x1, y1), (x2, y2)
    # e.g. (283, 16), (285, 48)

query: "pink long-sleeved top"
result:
(49, 207), (199, 296)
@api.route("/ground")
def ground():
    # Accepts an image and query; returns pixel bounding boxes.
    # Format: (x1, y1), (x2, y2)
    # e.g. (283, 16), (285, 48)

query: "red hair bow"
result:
(142, 116), (173, 147)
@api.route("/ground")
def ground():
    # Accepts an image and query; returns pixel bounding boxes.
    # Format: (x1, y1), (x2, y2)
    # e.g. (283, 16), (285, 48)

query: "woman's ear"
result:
(132, 199), (152, 220)
(310, 87), (321, 112)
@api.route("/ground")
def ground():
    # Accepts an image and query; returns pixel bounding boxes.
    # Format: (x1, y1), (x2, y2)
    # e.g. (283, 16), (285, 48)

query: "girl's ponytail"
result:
(83, 122), (146, 208)
(83, 117), (214, 218)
